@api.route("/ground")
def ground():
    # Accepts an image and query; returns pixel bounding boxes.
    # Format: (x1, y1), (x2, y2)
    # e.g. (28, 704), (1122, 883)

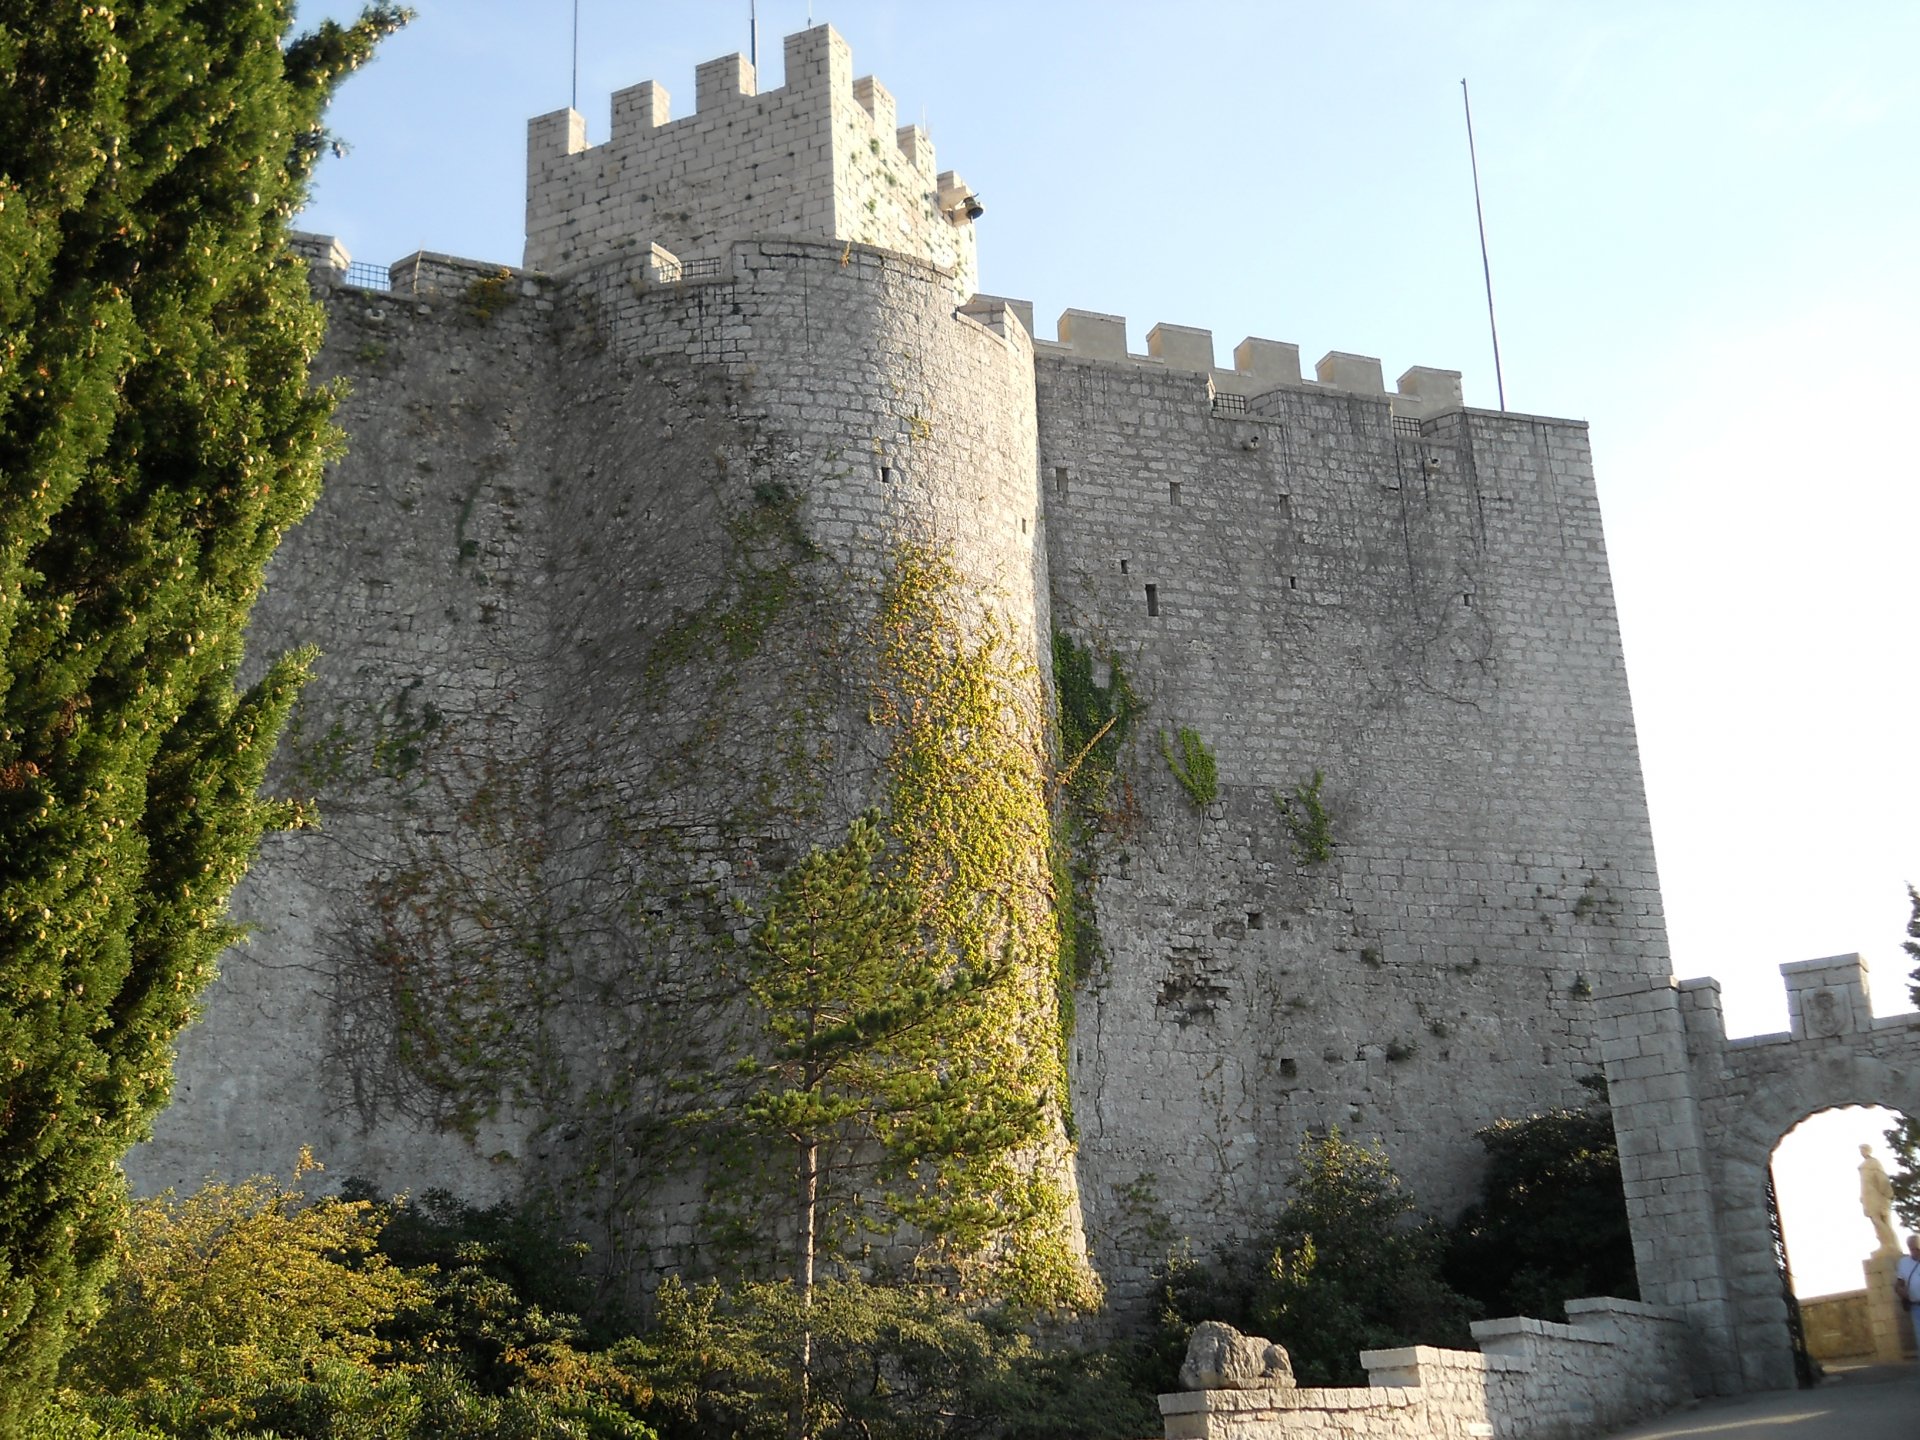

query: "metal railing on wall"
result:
(343, 261), (391, 292)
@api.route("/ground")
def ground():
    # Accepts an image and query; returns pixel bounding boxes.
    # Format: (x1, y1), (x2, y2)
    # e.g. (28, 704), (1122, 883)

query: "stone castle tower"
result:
(132, 25), (1672, 1309)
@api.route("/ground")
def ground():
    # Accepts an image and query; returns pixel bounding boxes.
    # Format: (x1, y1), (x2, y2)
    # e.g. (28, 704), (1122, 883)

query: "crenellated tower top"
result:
(525, 25), (980, 295)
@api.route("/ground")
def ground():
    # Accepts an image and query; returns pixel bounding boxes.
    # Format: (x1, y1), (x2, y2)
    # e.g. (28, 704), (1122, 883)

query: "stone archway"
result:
(1773, 1104), (1913, 1372)
(1598, 954), (1920, 1394)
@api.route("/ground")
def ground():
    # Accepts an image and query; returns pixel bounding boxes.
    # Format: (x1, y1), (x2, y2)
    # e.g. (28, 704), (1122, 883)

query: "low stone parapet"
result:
(1159, 1297), (1689, 1440)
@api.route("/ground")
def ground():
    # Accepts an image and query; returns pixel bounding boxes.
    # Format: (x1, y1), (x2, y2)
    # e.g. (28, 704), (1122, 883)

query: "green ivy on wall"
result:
(1276, 769), (1335, 865)
(1160, 725), (1218, 809)
(1050, 632), (1139, 1015)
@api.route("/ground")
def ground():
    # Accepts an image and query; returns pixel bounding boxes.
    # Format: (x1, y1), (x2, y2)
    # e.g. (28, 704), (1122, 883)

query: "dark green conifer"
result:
(0, 3), (406, 1420)
(1883, 888), (1920, 1228)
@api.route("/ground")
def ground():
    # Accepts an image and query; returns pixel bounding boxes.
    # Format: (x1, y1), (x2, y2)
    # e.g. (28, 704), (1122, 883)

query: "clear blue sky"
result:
(290, 1), (1920, 1289)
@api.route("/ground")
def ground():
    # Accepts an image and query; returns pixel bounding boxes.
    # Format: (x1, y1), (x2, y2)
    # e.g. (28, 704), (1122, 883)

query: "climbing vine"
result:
(1159, 725), (1219, 809)
(859, 545), (1097, 1310)
(1050, 633), (1139, 998)
(307, 476), (1094, 1311)
(1276, 768), (1335, 865)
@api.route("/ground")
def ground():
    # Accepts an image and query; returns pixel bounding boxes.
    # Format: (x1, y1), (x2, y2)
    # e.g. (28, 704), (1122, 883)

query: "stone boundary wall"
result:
(1798, 1290), (1874, 1363)
(1160, 1299), (1690, 1440)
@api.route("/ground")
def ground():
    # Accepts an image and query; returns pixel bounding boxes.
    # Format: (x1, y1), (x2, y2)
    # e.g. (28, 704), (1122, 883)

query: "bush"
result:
(1155, 1131), (1476, 1387)
(1444, 1106), (1638, 1320)
(624, 1276), (1155, 1440)
(54, 1160), (657, 1440)
(49, 1163), (1156, 1439)
(61, 1152), (426, 1404)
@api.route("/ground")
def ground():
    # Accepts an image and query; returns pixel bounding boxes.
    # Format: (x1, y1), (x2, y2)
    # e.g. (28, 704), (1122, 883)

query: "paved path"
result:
(1600, 1363), (1919, 1439)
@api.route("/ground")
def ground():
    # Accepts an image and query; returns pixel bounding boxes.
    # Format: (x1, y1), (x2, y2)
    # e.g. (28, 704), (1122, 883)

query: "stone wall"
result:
(525, 26), (977, 296)
(135, 226), (1066, 1295)
(1039, 345), (1669, 1301)
(1160, 1299), (1691, 1440)
(1798, 1290), (1874, 1363)
(133, 248), (561, 1203)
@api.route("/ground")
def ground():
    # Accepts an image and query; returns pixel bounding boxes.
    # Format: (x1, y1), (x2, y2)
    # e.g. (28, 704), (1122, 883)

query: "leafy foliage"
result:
(858, 547), (1097, 1309)
(1443, 1108), (1638, 1320)
(623, 1277), (1153, 1440)
(0, 2), (407, 1418)
(1275, 768), (1335, 865)
(1885, 888), (1920, 1228)
(38, 1165), (1148, 1440)
(1050, 634), (1138, 999)
(59, 1153), (424, 1403)
(1155, 1132), (1475, 1386)
(706, 548), (1096, 1315)
(47, 1164), (653, 1439)
(338, 1181), (627, 1382)
(1051, 633), (1138, 817)
(1157, 726), (1218, 809)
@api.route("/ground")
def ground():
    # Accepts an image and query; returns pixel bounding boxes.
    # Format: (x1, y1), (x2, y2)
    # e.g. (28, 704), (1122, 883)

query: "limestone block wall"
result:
(132, 229), (1058, 1295)
(1159, 1299), (1690, 1440)
(1039, 345), (1670, 1301)
(525, 26), (977, 296)
(519, 237), (1052, 1281)
(1797, 1290), (1874, 1362)
(132, 247), (564, 1202)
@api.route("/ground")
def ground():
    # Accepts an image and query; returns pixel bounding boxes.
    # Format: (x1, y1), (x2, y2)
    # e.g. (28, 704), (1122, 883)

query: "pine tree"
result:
(727, 815), (1039, 1435)
(0, 3), (406, 1421)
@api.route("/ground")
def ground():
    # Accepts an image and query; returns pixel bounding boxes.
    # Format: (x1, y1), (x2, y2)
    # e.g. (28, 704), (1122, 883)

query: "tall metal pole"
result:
(571, 0), (579, 110)
(1461, 79), (1507, 412)
(750, 0), (759, 68)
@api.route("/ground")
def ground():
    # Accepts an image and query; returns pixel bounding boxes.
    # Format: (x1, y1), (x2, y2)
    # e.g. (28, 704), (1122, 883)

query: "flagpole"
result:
(1461, 79), (1507, 412)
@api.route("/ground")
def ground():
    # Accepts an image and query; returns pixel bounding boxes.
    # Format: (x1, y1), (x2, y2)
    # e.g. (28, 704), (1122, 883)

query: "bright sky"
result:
(288, 1), (1920, 1293)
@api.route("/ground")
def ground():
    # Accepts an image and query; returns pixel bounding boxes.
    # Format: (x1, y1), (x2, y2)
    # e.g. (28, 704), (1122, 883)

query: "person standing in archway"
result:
(1900, 1235), (1920, 1353)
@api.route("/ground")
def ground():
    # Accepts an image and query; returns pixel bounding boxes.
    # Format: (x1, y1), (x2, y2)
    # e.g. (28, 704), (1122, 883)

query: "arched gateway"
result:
(1599, 955), (1920, 1393)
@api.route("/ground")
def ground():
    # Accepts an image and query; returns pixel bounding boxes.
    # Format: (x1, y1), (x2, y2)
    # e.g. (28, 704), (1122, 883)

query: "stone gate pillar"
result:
(1596, 975), (1741, 1394)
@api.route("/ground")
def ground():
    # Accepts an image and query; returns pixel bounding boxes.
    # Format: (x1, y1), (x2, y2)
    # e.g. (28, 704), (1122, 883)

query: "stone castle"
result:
(132, 25), (1674, 1313)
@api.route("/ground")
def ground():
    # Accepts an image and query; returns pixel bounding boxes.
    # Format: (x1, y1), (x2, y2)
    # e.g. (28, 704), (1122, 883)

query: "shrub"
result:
(1444, 1107), (1638, 1320)
(624, 1277), (1155, 1440)
(61, 1153), (425, 1404)
(1155, 1132), (1476, 1386)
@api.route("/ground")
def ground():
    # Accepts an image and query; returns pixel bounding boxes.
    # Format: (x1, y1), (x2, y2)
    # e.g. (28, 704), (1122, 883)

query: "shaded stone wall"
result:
(1039, 351), (1669, 1302)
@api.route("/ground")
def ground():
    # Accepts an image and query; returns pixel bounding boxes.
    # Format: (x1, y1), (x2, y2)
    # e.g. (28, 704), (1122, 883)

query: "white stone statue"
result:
(1859, 1144), (1901, 1255)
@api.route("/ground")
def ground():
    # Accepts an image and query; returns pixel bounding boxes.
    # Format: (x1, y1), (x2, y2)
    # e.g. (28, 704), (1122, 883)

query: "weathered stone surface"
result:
(1161, 1299), (1691, 1439)
(1180, 1321), (1295, 1390)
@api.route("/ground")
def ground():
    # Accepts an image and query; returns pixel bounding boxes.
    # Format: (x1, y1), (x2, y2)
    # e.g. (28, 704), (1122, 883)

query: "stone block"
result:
(1147, 323), (1216, 373)
(1315, 350), (1385, 393)
(1056, 308), (1129, 360)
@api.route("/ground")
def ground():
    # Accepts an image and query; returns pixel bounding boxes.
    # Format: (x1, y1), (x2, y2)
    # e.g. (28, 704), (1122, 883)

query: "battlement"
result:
(524, 25), (978, 296)
(993, 298), (1465, 418)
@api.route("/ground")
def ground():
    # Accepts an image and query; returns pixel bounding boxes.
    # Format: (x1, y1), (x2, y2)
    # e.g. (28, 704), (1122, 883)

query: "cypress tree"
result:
(0, 3), (406, 1420)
